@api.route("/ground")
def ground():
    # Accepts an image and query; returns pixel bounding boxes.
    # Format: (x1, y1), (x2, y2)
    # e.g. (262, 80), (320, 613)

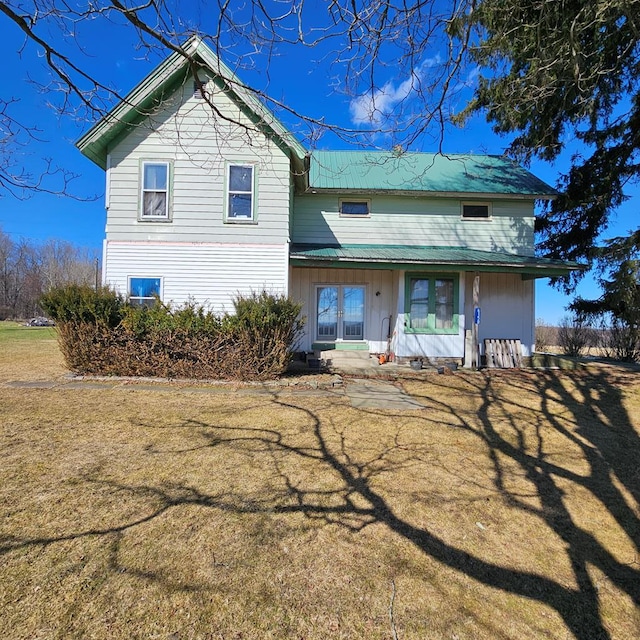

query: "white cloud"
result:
(349, 56), (441, 127)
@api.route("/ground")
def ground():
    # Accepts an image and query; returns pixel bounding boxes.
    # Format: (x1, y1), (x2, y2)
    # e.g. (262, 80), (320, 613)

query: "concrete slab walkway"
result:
(4, 375), (427, 411)
(346, 378), (426, 410)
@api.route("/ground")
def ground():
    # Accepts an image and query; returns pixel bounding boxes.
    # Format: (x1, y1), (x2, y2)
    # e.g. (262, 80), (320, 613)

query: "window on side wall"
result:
(140, 162), (170, 220)
(405, 274), (458, 334)
(129, 277), (161, 307)
(339, 199), (370, 216)
(227, 164), (255, 221)
(461, 202), (491, 219)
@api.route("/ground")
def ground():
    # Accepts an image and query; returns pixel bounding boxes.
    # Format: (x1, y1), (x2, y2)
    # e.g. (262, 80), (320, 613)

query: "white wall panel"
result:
(290, 267), (395, 352)
(464, 272), (535, 356)
(105, 241), (288, 314)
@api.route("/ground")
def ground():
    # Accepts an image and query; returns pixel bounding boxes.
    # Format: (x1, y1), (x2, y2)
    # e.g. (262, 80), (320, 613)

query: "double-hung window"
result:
(405, 274), (458, 333)
(141, 162), (170, 220)
(227, 164), (255, 221)
(129, 277), (161, 307)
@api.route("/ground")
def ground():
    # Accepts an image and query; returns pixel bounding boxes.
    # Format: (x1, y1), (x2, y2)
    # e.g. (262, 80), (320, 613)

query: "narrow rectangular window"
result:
(462, 203), (490, 219)
(129, 277), (161, 307)
(434, 279), (454, 329)
(340, 200), (370, 216)
(227, 164), (254, 220)
(141, 162), (169, 219)
(409, 278), (429, 330)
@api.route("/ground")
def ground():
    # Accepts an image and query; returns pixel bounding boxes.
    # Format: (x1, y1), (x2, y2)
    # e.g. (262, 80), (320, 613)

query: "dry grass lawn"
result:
(1, 322), (639, 639)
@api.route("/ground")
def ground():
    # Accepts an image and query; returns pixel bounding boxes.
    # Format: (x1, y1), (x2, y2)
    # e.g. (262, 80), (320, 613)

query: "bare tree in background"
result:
(0, 227), (98, 318)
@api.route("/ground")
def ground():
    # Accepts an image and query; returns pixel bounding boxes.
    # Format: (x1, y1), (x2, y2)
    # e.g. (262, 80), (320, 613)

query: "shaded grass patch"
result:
(1, 331), (639, 639)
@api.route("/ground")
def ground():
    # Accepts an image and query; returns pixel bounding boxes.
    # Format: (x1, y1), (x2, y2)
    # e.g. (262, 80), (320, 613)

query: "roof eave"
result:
(76, 36), (306, 169)
(303, 187), (557, 200)
(289, 254), (582, 278)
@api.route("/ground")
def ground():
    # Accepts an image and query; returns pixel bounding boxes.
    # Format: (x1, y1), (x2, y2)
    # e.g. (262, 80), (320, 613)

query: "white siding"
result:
(290, 267), (395, 352)
(105, 241), (288, 314)
(106, 77), (292, 245)
(291, 267), (535, 360)
(464, 272), (535, 357)
(293, 194), (535, 255)
(393, 271), (466, 360)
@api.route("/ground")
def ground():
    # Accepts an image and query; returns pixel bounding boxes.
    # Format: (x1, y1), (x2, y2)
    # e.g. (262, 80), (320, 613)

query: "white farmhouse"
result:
(77, 37), (578, 365)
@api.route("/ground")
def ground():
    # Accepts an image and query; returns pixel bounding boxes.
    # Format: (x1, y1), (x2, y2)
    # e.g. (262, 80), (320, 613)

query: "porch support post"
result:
(472, 273), (480, 369)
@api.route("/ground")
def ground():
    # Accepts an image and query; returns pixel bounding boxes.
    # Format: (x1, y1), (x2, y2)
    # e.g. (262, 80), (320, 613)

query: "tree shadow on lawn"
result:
(1, 369), (639, 639)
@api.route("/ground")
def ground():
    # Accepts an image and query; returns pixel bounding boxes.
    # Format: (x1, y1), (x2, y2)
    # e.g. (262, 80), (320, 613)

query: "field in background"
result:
(1, 322), (639, 639)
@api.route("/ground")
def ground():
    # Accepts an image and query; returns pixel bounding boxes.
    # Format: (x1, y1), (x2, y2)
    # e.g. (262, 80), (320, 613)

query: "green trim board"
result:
(312, 342), (370, 351)
(404, 273), (460, 335)
(308, 151), (557, 198)
(289, 244), (583, 278)
(76, 36), (307, 169)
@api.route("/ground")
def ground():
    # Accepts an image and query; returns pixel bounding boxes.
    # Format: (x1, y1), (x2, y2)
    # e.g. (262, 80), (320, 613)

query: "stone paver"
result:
(346, 379), (425, 410)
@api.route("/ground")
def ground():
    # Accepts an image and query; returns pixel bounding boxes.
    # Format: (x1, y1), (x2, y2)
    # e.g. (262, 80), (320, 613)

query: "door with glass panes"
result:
(315, 285), (365, 342)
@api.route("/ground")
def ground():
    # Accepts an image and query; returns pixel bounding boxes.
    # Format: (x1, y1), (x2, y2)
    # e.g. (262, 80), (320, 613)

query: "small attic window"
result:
(462, 203), (491, 219)
(340, 200), (370, 216)
(193, 80), (207, 98)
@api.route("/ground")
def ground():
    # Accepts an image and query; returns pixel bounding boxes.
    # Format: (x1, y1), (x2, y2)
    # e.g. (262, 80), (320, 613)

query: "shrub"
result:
(535, 318), (556, 352)
(40, 284), (124, 327)
(598, 317), (640, 363)
(41, 287), (306, 380)
(557, 314), (594, 357)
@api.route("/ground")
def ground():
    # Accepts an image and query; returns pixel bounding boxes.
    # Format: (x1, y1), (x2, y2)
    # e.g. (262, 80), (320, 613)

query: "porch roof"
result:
(289, 244), (583, 278)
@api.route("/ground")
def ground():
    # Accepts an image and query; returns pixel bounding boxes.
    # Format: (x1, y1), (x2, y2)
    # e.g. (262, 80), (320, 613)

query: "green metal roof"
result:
(308, 151), (557, 198)
(289, 244), (581, 278)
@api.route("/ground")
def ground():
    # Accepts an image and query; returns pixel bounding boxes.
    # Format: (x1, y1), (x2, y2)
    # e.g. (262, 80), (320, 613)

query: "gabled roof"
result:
(290, 244), (582, 278)
(76, 36), (307, 169)
(307, 151), (557, 199)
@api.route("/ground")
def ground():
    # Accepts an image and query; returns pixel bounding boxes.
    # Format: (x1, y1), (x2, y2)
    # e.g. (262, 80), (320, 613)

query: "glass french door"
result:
(316, 285), (365, 342)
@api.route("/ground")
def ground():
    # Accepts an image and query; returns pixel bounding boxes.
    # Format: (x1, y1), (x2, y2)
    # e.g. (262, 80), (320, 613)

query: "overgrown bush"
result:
(557, 314), (594, 357)
(597, 318), (640, 363)
(40, 285), (124, 327)
(535, 318), (556, 352)
(41, 285), (305, 380)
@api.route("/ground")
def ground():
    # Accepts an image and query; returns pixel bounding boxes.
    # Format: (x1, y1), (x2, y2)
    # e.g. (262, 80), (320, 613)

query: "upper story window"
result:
(461, 202), (491, 220)
(340, 199), (370, 216)
(129, 277), (161, 307)
(227, 164), (255, 221)
(193, 79), (208, 98)
(141, 161), (170, 220)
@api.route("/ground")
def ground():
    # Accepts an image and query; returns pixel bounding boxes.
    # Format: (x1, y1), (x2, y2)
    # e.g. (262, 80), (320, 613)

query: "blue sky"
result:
(1, 7), (635, 324)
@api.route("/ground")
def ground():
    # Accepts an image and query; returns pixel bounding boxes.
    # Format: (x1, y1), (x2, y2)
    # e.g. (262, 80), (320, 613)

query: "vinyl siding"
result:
(106, 77), (292, 245)
(292, 194), (535, 255)
(290, 267), (396, 352)
(464, 271), (535, 356)
(105, 241), (288, 313)
(394, 271), (466, 359)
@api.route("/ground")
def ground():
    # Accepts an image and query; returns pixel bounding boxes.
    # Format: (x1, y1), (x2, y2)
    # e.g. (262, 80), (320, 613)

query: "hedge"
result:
(40, 286), (305, 381)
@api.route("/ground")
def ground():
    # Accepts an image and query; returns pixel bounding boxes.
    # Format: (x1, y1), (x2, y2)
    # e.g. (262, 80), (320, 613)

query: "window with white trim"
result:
(339, 199), (370, 216)
(141, 162), (170, 219)
(129, 277), (161, 307)
(461, 202), (491, 219)
(227, 164), (255, 220)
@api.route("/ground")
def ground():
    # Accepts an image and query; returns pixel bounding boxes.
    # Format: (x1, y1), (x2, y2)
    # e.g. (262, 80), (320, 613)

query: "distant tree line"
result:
(0, 227), (99, 320)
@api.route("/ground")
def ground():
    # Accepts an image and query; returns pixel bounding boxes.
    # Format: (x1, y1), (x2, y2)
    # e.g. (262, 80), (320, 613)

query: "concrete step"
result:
(317, 349), (378, 371)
